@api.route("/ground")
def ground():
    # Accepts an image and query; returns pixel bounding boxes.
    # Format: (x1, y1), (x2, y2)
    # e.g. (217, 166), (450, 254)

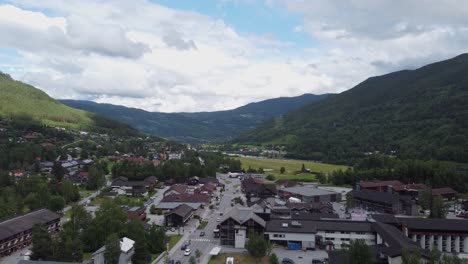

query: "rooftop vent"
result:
(282, 223), (289, 228)
(291, 221), (302, 227)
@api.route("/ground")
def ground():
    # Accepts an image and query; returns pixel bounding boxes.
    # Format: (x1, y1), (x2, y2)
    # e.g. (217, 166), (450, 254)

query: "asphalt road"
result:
(164, 173), (243, 264)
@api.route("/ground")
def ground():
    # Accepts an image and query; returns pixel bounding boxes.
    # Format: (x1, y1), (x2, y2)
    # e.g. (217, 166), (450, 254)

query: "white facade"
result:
(265, 232), (316, 249)
(316, 230), (375, 249)
(235, 229), (246, 249)
(412, 234), (468, 254)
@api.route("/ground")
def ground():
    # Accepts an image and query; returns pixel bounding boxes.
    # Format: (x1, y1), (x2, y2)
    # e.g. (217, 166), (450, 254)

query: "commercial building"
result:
(218, 206), (266, 248)
(0, 209), (61, 257)
(278, 186), (341, 203)
(351, 189), (418, 216)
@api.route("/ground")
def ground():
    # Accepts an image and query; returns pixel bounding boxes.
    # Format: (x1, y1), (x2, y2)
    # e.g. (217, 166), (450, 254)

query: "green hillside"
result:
(0, 72), (138, 136)
(234, 54), (468, 164)
(61, 94), (329, 143)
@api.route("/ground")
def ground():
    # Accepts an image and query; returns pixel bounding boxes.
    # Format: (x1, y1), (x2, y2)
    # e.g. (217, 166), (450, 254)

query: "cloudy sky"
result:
(1, 0), (468, 112)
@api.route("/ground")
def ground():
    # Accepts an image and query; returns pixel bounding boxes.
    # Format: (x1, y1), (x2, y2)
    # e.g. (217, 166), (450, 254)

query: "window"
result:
(341, 238), (350, 241)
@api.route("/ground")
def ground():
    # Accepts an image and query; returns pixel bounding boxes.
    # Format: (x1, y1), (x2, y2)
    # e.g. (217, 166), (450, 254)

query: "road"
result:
(163, 173), (243, 264)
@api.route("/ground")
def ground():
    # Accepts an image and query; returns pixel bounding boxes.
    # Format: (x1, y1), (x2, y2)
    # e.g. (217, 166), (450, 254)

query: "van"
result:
(226, 257), (234, 264)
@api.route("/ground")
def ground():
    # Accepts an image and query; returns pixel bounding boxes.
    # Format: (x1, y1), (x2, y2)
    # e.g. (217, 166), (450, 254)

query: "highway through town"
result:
(163, 173), (242, 264)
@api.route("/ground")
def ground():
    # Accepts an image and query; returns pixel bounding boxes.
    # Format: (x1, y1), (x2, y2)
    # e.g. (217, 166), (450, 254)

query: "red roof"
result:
(162, 193), (210, 203)
(432, 187), (458, 195)
(78, 172), (89, 178)
(393, 183), (427, 192)
(359, 180), (403, 188)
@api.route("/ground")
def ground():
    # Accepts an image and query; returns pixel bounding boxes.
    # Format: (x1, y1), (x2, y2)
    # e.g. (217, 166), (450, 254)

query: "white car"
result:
(217, 217), (221, 222)
(184, 248), (191, 256)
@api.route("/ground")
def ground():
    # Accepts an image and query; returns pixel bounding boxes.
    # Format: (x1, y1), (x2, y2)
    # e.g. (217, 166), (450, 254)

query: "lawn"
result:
(208, 253), (270, 264)
(78, 188), (94, 199)
(83, 252), (93, 260)
(168, 234), (183, 250)
(237, 157), (349, 181)
(198, 221), (208, 230)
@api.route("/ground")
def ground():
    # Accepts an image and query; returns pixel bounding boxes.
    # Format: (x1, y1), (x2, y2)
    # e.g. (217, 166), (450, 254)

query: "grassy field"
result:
(168, 234), (183, 250)
(237, 157), (349, 181)
(208, 253), (270, 264)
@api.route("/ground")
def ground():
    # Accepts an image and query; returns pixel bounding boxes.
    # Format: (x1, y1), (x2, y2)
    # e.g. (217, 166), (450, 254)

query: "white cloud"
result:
(1, 0), (468, 112)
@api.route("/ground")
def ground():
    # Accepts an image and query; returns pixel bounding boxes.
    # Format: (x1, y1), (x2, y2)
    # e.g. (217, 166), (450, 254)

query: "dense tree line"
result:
(0, 173), (80, 220)
(31, 202), (168, 263)
(112, 151), (242, 182)
(330, 155), (468, 193)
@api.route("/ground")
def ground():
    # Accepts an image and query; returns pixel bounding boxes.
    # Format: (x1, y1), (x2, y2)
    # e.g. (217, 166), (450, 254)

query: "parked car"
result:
(180, 244), (186, 250)
(184, 248), (191, 256)
(175, 261), (181, 264)
(217, 217), (221, 222)
(226, 257), (234, 264)
(185, 239), (191, 246)
(200, 231), (205, 237)
(282, 258), (295, 264)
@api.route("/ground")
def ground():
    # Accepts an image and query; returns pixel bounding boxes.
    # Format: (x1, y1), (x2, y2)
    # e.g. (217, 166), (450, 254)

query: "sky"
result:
(1, 0), (468, 112)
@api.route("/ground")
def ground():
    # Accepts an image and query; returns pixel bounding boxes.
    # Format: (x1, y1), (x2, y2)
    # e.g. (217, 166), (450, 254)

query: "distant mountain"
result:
(234, 54), (468, 163)
(0, 72), (138, 136)
(61, 94), (329, 143)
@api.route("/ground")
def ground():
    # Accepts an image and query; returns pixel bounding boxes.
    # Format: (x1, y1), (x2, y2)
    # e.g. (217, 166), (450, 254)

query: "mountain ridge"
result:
(0, 72), (139, 136)
(61, 93), (330, 143)
(233, 53), (468, 163)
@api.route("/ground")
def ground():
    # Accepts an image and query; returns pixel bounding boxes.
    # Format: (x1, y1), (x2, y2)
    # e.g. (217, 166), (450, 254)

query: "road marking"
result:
(191, 238), (217, 242)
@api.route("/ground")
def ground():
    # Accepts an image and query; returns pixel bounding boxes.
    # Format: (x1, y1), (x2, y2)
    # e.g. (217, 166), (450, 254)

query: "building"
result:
(431, 187), (458, 201)
(372, 214), (468, 254)
(351, 189), (418, 216)
(359, 180), (403, 192)
(157, 193), (210, 210)
(0, 209), (61, 257)
(92, 237), (135, 264)
(219, 206), (266, 248)
(164, 204), (193, 227)
(266, 219), (374, 250)
(127, 207), (146, 221)
(278, 186), (341, 203)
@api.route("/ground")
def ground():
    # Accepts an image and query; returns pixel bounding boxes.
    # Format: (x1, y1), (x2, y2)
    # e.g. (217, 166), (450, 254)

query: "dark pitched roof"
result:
(352, 190), (414, 205)
(266, 219), (317, 233)
(166, 204), (193, 218)
(372, 222), (422, 257)
(370, 214), (399, 225)
(315, 220), (373, 232)
(144, 176), (158, 184)
(162, 193), (210, 204)
(0, 209), (61, 240)
(290, 212), (339, 220)
(198, 177), (219, 184)
(397, 217), (468, 232)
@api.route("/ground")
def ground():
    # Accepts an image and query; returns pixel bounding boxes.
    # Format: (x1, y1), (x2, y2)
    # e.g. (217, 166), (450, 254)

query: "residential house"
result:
(0, 209), (61, 257)
(163, 184), (189, 197)
(431, 187), (458, 201)
(164, 204), (193, 227)
(219, 206), (266, 248)
(92, 237), (135, 264)
(127, 207), (146, 221)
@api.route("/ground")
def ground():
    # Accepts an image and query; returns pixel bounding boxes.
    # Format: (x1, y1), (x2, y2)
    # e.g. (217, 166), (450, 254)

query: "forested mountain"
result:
(234, 54), (468, 164)
(61, 94), (329, 143)
(0, 73), (138, 136)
